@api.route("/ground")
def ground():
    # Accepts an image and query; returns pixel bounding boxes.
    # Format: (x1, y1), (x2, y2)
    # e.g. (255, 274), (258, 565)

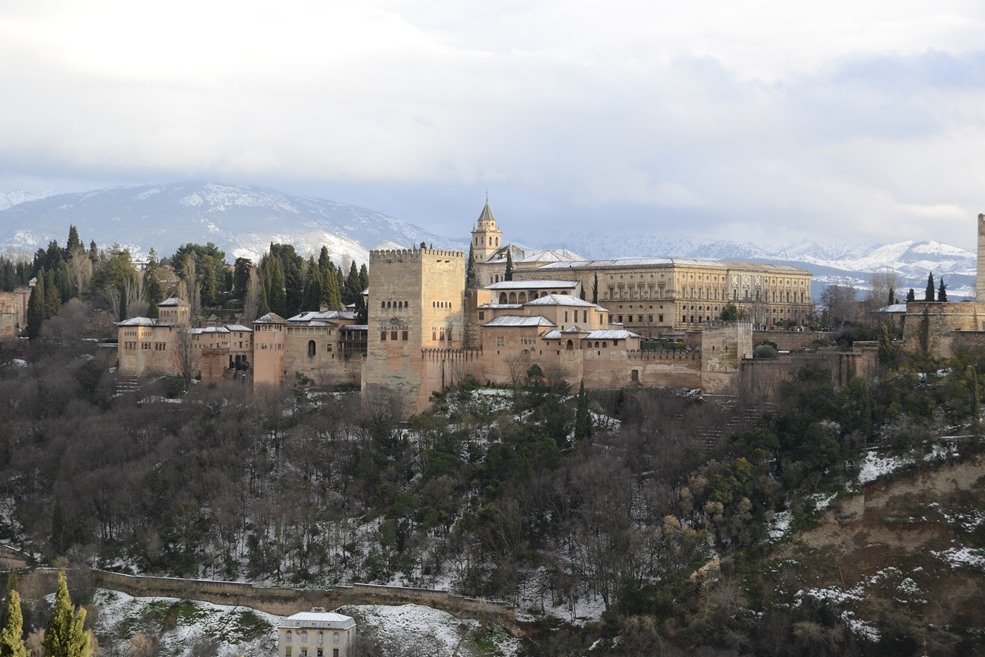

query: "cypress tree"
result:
(592, 273), (598, 304)
(267, 259), (287, 317)
(925, 271), (935, 301)
(906, 288), (915, 302)
(145, 270), (163, 319)
(284, 263), (304, 318)
(938, 278), (948, 302)
(44, 269), (60, 318)
(87, 241), (98, 264)
(257, 281), (270, 317)
(0, 589), (28, 657)
(465, 244), (476, 289)
(50, 498), (67, 556)
(43, 572), (91, 657)
(887, 286), (895, 307)
(318, 246), (331, 269)
(574, 381), (593, 440)
(26, 275), (45, 339)
(359, 264), (369, 294)
(321, 266), (341, 311)
(504, 250), (514, 281)
(66, 226), (81, 253)
(300, 272), (322, 312)
(343, 262), (361, 305)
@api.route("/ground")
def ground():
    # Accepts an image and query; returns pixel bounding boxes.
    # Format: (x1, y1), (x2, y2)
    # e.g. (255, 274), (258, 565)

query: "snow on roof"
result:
(483, 315), (556, 328)
(538, 258), (809, 273)
(281, 611), (356, 630)
(116, 317), (162, 327)
(586, 329), (639, 340)
(478, 303), (523, 309)
(525, 294), (598, 308)
(484, 280), (578, 290)
(287, 310), (358, 323)
(224, 324), (252, 332)
(876, 303), (908, 313)
(157, 296), (186, 307)
(483, 243), (584, 265)
(342, 324), (368, 331)
(190, 326), (229, 334)
(254, 312), (285, 324)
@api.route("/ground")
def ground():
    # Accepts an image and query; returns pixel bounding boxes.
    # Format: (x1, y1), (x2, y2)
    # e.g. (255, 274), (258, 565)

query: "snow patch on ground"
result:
(931, 547), (985, 571)
(857, 451), (909, 484)
(90, 589), (279, 657)
(767, 510), (792, 542)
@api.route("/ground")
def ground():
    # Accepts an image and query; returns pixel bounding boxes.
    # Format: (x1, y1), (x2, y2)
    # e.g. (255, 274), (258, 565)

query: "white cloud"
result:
(0, 0), (983, 247)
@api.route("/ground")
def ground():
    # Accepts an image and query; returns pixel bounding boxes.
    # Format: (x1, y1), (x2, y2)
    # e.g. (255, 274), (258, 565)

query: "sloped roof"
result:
(116, 317), (162, 327)
(484, 280), (578, 290)
(224, 324), (252, 332)
(586, 329), (639, 340)
(538, 258), (809, 274)
(478, 303), (524, 310)
(483, 315), (556, 328)
(484, 243), (583, 265)
(876, 303), (908, 313)
(157, 296), (187, 307)
(525, 294), (599, 308)
(190, 326), (229, 335)
(476, 201), (497, 225)
(280, 611), (355, 630)
(254, 312), (285, 324)
(287, 310), (358, 323)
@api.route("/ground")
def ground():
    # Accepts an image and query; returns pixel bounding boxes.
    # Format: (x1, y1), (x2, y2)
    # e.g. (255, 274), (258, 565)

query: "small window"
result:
(390, 330), (397, 341)
(380, 332), (387, 341)
(307, 340), (316, 357)
(402, 331), (408, 341)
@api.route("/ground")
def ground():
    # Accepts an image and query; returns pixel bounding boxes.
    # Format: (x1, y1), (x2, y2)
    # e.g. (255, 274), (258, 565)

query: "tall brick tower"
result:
(470, 201), (502, 263)
(362, 246), (465, 414)
(977, 214), (985, 300)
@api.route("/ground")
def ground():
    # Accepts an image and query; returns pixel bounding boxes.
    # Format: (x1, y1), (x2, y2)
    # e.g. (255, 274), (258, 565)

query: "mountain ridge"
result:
(0, 182), (976, 298)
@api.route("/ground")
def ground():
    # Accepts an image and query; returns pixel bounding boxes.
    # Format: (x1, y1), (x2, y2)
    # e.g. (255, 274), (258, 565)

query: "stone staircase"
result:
(695, 395), (775, 454)
(114, 375), (140, 396)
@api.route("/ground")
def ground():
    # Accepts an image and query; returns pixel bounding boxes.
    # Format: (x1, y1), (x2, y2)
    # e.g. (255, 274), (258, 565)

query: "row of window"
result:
(283, 648), (339, 657)
(380, 331), (410, 341)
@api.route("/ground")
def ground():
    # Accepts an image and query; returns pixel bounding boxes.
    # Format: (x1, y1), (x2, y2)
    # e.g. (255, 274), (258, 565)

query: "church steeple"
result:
(471, 200), (502, 262)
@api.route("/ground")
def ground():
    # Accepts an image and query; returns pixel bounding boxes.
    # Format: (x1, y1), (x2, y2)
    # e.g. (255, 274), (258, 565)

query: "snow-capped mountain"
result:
(553, 234), (978, 299)
(0, 182), (975, 299)
(0, 182), (456, 264)
(0, 189), (56, 211)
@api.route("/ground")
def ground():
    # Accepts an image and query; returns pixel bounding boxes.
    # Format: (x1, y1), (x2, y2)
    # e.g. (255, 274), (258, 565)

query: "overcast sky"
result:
(1, 0), (983, 248)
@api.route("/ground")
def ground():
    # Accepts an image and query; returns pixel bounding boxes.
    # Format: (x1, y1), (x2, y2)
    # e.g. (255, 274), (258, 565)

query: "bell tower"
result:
(470, 200), (503, 263)
(977, 214), (985, 301)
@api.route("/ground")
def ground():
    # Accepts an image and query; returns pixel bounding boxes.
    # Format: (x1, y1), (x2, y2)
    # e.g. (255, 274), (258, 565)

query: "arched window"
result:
(499, 292), (508, 303)
(566, 339), (574, 351)
(307, 340), (316, 357)
(518, 292), (527, 303)
(508, 292), (517, 303)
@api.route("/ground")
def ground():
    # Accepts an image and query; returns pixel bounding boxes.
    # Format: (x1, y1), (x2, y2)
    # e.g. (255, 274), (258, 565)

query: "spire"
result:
(477, 200), (496, 225)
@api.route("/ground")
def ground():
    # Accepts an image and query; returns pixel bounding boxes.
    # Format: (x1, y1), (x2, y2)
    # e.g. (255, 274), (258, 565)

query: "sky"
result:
(0, 0), (983, 249)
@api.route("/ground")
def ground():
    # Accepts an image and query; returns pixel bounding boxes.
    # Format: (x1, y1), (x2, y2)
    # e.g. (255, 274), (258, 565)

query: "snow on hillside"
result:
(0, 189), (55, 211)
(0, 182), (456, 265)
(88, 589), (519, 657)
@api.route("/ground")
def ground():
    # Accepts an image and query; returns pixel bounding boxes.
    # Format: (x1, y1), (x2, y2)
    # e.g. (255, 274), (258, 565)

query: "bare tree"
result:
(243, 266), (261, 322)
(820, 284), (858, 328)
(175, 326), (195, 386)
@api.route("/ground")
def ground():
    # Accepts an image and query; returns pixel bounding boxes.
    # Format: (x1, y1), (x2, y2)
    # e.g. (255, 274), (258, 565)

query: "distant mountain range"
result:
(0, 182), (976, 300)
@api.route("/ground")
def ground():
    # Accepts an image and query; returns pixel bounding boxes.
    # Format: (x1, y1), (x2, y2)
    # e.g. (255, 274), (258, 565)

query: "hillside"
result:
(1, 182), (979, 299)
(0, 182), (456, 265)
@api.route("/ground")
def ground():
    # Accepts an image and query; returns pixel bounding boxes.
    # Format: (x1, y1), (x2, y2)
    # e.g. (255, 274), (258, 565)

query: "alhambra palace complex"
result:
(5, 206), (985, 414)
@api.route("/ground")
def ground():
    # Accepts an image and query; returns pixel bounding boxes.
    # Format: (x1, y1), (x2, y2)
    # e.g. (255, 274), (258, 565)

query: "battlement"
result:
(421, 348), (483, 362)
(626, 349), (701, 362)
(370, 247), (465, 262)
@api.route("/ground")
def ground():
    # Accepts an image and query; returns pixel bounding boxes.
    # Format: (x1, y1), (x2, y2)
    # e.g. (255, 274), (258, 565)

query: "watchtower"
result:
(363, 246), (465, 414)
(470, 201), (502, 263)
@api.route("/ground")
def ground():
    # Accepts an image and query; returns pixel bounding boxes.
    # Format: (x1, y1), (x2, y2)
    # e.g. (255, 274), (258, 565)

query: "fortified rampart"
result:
(739, 341), (879, 402)
(10, 568), (513, 624)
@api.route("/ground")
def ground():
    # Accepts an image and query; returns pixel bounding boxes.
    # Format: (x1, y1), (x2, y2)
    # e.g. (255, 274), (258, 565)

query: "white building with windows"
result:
(278, 609), (356, 657)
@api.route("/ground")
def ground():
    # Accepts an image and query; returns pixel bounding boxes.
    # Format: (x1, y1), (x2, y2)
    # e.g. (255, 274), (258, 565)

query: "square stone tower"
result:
(363, 247), (465, 414)
(977, 214), (985, 300)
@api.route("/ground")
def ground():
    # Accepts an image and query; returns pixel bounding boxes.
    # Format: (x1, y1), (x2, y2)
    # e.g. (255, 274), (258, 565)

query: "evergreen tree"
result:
(25, 275), (45, 339)
(284, 262), (304, 318)
(144, 269), (163, 319)
(938, 278), (948, 302)
(267, 259), (287, 317)
(87, 241), (98, 264)
(6, 570), (17, 595)
(257, 280), (270, 317)
(465, 244), (476, 289)
(232, 258), (252, 302)
(321, 266), (342, 311)
(359, 264), (369, 294)
(592, 273), (598, 304)
(50, 498), (67, 556)
(43, 572), (91, 657)
(0, 590), (27, 657)
(504, 250), (514, 281)
(201, 265), (219, 307)
(887, 285), (895, 307)
(574, 381), (593, 440)
(66, 226), (81, 253)
(300, 271), (322, 312)
(318, 246), (331, 269)
(925, 271), (935, 301)
(906, 288), (915, 302)
(343, 262), (361, 305)
(44, 269), (60, 318)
